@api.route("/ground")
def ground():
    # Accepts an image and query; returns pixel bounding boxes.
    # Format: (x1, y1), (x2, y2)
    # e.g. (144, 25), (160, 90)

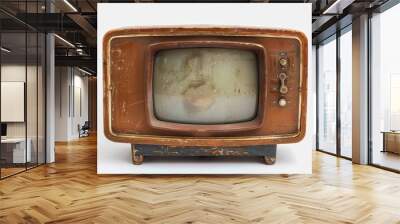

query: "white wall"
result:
(311, 45), (317, 151)
(71, 72), (89, 138)
(54, 67), (89, 141)
(55, 66), (69, 141)
(1, 65), (26, 139)
(1, 64), (40, 138)
(1, 82), (25, 122)
(1, 63), (46, 164)
(1, 65), (25, 128)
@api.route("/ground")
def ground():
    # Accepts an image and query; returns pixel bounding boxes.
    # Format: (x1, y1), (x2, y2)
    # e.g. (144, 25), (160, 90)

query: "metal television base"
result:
(131, 144), (277, 165)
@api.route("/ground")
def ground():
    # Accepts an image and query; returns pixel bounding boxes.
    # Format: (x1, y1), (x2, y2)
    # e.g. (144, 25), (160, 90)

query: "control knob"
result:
(279, 58), (288, 67)
(278, 73), (288, 94)
(278, 98), (287, 107)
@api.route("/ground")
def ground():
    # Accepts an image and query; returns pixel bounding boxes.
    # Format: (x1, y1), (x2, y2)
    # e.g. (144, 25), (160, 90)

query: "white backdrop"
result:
(97, 3), (313, 174)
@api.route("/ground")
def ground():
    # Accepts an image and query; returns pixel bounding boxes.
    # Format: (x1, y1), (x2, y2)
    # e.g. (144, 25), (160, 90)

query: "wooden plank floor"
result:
(1, 135), (400, 224)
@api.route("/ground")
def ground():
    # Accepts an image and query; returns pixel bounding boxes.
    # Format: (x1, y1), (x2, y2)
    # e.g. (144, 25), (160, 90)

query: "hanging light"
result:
(77, 67), (93, 76)
(63, 0), (78, 12)
(54, 34), (75, 48)
(1, 47), (11, 53)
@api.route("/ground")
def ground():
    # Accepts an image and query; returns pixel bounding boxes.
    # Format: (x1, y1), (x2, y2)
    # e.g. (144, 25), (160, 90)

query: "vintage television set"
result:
(103, 27), (308, 165)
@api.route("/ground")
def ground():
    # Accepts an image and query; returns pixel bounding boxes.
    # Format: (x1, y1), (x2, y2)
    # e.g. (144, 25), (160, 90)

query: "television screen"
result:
(153, 48), (259, 124)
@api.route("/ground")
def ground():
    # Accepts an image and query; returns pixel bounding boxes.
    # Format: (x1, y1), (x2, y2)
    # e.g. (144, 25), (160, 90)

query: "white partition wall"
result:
(0, 31), (28, 177)
(0, 1), (47, 178)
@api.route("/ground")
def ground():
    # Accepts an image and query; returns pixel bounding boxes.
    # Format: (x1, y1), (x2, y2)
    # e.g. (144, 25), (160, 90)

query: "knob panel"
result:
(277, 53), (290, 106)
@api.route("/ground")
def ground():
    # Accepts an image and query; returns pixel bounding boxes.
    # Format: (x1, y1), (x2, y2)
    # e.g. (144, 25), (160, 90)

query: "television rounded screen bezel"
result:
(145, 40), (267, 134)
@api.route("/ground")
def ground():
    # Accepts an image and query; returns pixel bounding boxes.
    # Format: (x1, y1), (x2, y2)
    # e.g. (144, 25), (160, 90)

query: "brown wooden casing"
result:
(103, 27), (308, 147)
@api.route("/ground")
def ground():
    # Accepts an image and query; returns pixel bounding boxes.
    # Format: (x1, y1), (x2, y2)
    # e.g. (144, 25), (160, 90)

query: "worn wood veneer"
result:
(103, 27), (308, 147)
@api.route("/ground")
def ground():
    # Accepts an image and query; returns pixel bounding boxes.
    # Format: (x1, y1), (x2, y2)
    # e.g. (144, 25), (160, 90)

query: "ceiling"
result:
(0, 0), (392, 75)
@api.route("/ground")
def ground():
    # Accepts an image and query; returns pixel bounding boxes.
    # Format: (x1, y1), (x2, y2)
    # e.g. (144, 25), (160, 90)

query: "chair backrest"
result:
(82, 121), (90, 129)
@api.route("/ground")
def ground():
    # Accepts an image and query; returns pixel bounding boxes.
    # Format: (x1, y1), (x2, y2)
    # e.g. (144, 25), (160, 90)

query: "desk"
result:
(382, 131), (400, 155)
(1, 138), (31, 164)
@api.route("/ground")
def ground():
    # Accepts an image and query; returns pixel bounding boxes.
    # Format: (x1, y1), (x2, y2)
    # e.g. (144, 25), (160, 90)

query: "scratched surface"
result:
(103, 27), (308, 146)
(108, 36), (301, 136)
(134, 144), (277, 157)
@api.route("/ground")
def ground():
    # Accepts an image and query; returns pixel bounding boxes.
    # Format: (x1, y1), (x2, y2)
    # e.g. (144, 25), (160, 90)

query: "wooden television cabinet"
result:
(103, 27), (308, 165)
